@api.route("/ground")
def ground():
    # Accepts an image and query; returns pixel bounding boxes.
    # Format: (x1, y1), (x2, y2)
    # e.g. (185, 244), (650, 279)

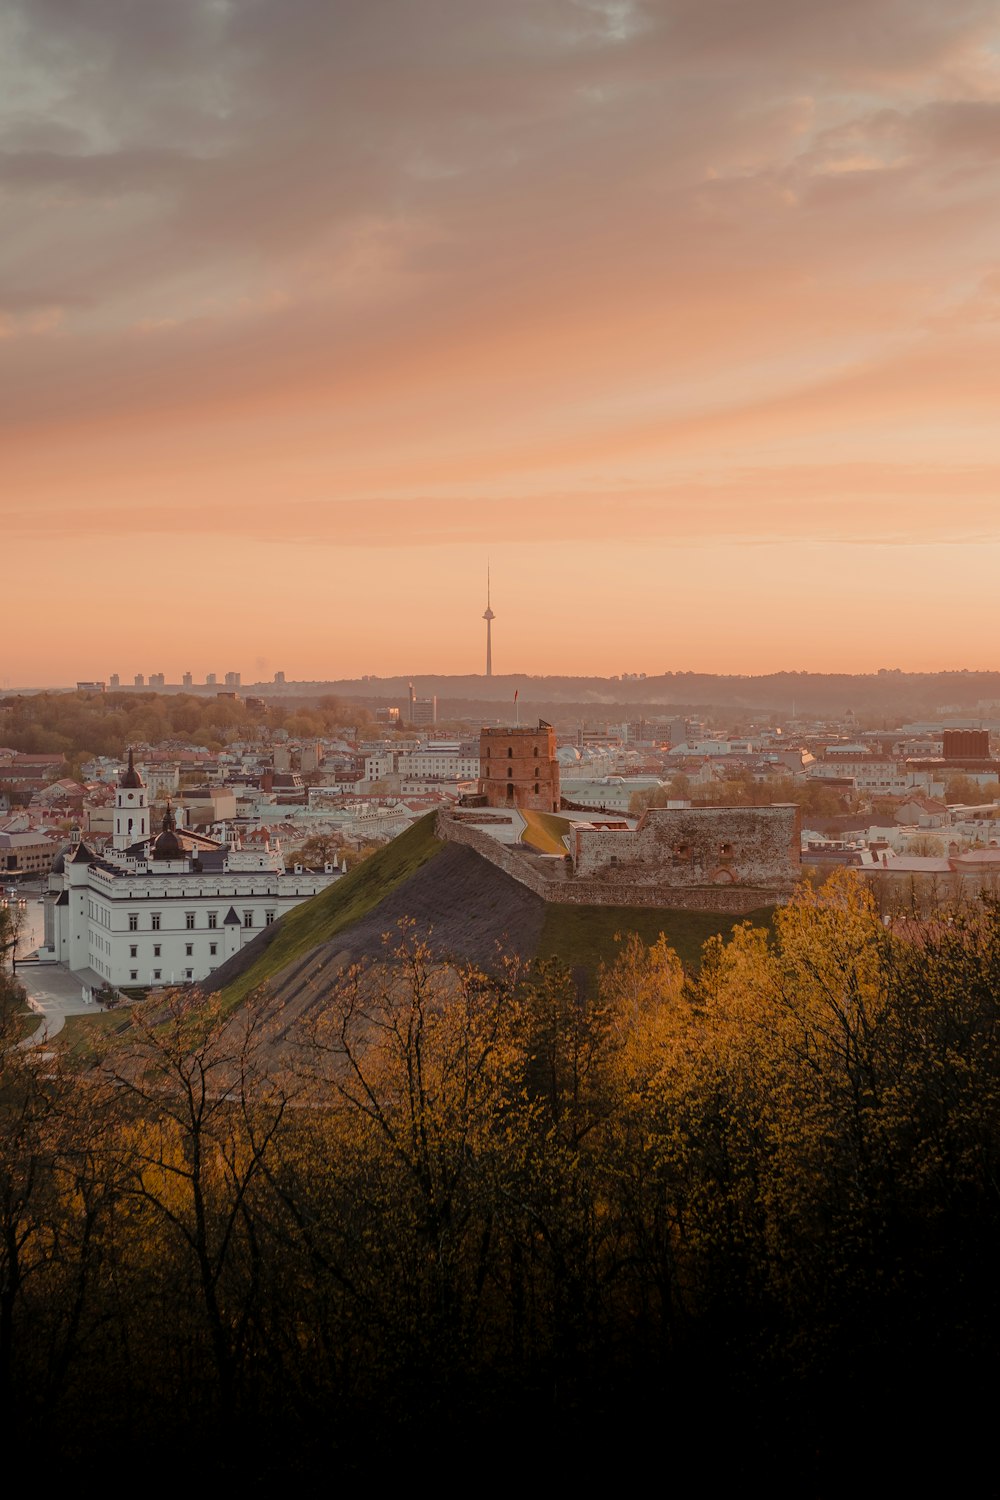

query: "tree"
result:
(98, 987), (293, 1421)
(293, 831), (343, 868)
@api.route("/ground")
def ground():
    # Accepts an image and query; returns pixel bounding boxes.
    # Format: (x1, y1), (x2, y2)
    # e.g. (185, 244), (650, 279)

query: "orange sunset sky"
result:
(4, 1), (1000, 687)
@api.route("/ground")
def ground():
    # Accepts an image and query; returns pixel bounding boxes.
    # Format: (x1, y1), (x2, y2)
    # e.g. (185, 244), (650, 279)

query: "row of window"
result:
(129, 942), (218, 959)
(126, 910), (275, 931)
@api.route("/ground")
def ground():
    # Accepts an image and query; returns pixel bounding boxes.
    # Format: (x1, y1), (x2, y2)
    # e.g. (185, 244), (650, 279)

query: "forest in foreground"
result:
(3, 874), (1000, 1485)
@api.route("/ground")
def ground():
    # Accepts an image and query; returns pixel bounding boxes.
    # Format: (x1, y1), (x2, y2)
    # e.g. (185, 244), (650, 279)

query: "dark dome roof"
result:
(119, 748), (144, 789)
(151, 802), (181, 860)
(151, 829), (182, 860)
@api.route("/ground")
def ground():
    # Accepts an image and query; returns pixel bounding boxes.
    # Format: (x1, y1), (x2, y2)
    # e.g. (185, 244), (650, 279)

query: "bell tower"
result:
(114, 747), (148, 850)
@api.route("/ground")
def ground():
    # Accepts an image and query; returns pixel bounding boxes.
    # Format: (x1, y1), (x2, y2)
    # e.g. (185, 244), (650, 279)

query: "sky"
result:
(3, 0), (1000, 686)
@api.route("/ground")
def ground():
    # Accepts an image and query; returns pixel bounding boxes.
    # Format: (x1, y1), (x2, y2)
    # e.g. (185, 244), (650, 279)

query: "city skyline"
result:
(4, 3), (1000, 684)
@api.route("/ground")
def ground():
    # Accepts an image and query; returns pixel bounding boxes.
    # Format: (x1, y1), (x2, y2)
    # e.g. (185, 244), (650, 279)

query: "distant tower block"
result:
(478, 722), (560, 814)
(483, 567), (495, 677)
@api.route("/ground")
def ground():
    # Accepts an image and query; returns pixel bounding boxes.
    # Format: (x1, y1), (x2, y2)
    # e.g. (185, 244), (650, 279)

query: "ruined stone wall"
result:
(436, 812), (789, 913)
(572, 804), (801, 887)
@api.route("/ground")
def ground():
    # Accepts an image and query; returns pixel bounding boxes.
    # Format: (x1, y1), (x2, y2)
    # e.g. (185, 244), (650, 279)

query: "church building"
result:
(39, 750), (336, 993)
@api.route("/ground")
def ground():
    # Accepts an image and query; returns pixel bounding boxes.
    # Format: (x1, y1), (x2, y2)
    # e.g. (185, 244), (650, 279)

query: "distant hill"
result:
(247, 668), (1000, 721)
(210, 814), (774, 1020)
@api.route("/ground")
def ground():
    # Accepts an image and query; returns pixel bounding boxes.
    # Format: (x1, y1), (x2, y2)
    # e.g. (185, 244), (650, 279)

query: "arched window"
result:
(533, 747), (539, 758)
(507, 747), (513, 759)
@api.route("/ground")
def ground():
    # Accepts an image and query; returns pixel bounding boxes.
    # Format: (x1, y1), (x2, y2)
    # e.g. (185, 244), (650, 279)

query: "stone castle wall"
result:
(436, 812), (789, 913)
(571, 804), (801, 888)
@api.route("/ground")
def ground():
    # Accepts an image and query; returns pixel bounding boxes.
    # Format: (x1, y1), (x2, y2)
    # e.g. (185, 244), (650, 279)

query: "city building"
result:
(0, 831), (60, 877)
(478, 723), (560, 812)
(407, 685), (437, 726)
(38, 751), (335, 993)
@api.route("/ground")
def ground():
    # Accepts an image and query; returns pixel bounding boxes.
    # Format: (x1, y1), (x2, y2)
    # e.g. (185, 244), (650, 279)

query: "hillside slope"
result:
(211, 814), (547, 1010)
(209, 813), (775, 1024)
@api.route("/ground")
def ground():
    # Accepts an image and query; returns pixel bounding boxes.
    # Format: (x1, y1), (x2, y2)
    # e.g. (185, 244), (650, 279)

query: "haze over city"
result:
(5, 1), (1000, 684)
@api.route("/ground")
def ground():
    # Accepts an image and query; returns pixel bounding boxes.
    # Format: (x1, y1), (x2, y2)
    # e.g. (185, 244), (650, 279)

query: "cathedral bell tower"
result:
(113, 748), (148, 850)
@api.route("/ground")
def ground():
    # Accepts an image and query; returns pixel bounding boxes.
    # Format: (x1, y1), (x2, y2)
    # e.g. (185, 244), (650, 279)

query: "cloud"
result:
(3, 0), (1000, 679)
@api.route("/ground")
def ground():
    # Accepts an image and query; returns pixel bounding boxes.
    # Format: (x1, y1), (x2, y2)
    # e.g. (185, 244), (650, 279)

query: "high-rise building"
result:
(225, 671), (241, 689)
(411, 696), (437, 727)
(134, 673), (145, 687)
(182, 672), (193, 689)
(206, 673), (217, 686)
(483, 567), (495, 677)
(149, 672), (165, 689)
(109, 674), (120, 690)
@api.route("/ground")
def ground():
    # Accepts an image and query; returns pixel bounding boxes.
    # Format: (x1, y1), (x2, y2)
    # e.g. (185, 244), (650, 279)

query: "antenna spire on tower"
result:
(482, 564), (495, 677)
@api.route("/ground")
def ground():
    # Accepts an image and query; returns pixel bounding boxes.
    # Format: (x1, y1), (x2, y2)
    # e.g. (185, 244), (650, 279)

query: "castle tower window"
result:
(507, 748), (512, 758)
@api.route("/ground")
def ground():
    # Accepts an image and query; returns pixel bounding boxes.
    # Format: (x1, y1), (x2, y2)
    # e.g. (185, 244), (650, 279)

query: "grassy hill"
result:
(538, 901), (774, 977)
(206, 813), (777, 1016)
(212, 813), (447, 1009)
(520, 810), (572, 856)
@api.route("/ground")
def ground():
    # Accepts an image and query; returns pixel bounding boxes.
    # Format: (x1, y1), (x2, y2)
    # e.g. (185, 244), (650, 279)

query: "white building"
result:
(395, 743), (480, 781)
(38, 751), (336, 993)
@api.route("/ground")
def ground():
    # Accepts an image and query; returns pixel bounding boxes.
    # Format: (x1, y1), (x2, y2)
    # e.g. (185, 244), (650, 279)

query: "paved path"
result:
(16, 962), (102, 1046)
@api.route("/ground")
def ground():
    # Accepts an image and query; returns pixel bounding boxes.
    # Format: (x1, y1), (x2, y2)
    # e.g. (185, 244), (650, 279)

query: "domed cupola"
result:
(114, 747), (148, 850)
(151, 802), (183, 861)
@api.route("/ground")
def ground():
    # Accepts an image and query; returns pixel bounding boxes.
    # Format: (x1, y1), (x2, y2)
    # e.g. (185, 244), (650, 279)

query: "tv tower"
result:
(483, 567), (495, 678)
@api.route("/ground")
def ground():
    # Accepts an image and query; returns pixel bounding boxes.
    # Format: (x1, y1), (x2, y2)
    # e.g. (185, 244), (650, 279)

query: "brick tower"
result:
(478, 722), (560, 813)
